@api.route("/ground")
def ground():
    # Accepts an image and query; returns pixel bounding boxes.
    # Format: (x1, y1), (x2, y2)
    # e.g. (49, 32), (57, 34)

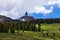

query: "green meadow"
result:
(0, 23), (60, 40)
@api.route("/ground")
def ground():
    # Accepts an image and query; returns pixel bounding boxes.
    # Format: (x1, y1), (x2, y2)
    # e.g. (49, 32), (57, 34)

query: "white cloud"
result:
(33, 6), (53, 14)
(0, 0), (23, 19)
(0, 0), (60, 19)
(48, 0), (60, 5)
(48, 0), (60, 8)
(0, 11), (8, 16)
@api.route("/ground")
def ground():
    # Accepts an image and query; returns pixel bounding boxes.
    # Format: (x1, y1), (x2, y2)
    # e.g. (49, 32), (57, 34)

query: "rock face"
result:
(0, 15), (12, 22)
(0, 12), (35, 22)
(19, 12), (34, 21)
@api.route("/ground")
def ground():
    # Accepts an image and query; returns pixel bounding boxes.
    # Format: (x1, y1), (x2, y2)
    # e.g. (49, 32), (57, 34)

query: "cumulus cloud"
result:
(48, 0), (60, 5)
(30, 6), (53, 14)
(0, 0), (23, 19)
(0, 0), (60, 19)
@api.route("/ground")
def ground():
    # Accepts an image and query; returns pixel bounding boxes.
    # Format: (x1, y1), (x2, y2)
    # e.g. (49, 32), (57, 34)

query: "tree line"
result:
(36, 18), (60, 24)
(0, 21), (41, 33)
(0, 18), (60, 33)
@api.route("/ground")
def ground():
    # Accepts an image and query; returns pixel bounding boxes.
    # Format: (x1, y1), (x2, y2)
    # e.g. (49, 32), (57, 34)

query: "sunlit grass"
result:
(0, 23), (60, 40)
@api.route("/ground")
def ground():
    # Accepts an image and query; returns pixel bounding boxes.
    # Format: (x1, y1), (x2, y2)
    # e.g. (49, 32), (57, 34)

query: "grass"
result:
(0, 32), (57, 40)
(41, 23), (60, 33)
(0, 23), (60, 40)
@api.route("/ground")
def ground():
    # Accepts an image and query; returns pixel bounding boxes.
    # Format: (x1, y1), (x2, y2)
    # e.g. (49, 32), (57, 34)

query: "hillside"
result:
(0, 23), (60, 40)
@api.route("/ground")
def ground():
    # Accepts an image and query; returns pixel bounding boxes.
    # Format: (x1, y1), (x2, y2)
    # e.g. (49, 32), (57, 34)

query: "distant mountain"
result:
(19, 12), (35, 21)
(0, 15), (12, 22)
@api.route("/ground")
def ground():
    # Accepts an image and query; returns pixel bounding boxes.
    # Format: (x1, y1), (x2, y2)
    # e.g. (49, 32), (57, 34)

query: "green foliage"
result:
(38, 23), (41, 32)
(0, 32), (60, 40)
(0, 21), (60, 33)
(0, 22), (60, 40)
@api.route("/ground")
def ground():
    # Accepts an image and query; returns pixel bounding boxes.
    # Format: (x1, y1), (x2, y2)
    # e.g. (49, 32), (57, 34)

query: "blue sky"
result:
(30, 5), (60, 19)
(0, 0), (60, 19)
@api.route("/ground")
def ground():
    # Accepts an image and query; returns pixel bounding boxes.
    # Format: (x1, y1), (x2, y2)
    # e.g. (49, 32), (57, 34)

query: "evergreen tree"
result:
(38, 23), (41, 32)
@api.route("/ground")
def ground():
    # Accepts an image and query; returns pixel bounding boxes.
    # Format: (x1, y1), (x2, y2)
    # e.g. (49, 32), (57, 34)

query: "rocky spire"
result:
(25, 12), (28, 16)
